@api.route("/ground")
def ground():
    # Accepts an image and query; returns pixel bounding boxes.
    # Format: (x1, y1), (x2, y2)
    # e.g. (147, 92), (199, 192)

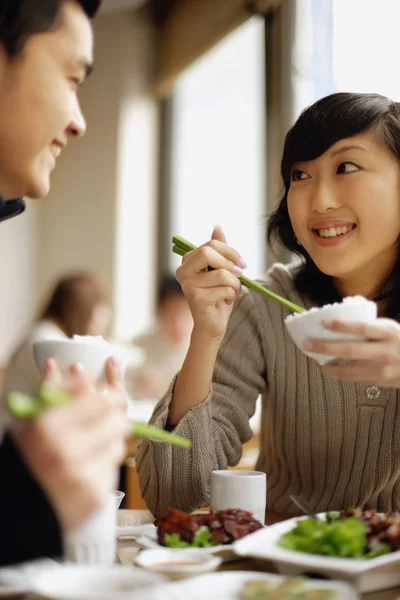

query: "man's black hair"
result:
(157, 274), (184, 308)
(0, 0), (102, 57)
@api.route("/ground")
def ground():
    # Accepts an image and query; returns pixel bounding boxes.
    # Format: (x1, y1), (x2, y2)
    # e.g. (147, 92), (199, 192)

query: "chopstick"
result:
(7, 386), (192, 448)
(172, 235), (305, 314)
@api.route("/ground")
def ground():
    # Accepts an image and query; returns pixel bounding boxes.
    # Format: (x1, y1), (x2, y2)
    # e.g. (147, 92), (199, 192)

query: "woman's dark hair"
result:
(0, 0), (102, 57)
(267, 92), (400, 318)
(39, 271), (109, 337)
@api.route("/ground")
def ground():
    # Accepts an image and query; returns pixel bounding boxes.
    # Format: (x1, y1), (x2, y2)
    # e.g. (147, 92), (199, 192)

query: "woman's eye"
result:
(291, 169), (309, 181)
(337, 161), (359, 174)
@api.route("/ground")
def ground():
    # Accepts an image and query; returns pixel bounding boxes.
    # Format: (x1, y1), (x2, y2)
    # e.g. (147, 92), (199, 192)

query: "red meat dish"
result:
(155, 507), (263, 546)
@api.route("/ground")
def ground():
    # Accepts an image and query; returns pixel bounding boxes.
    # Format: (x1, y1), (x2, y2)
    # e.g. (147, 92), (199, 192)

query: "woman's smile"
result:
(311, 222), (357, 247)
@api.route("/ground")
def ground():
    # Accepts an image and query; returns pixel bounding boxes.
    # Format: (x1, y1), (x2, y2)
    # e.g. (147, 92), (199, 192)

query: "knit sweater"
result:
(136, 261), (400, 517)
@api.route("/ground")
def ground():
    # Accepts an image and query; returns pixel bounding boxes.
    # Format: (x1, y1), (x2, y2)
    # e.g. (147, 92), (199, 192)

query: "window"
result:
(168, 17), (267, 279)
(333, 0), (400, 97)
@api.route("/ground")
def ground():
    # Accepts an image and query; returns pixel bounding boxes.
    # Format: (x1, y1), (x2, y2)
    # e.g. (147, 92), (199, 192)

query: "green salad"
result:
(278, 513), (391, 559)
(164, 526), (219, 548)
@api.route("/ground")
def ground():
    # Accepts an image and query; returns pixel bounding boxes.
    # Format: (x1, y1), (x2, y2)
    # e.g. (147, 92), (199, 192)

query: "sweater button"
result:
(366, 385), (381, 400)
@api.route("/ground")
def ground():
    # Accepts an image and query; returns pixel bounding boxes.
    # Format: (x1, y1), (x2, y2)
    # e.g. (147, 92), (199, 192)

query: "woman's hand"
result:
(176, 226), (246, 345)
(304, 318), (400, 387)
(11, 357), (130, 534)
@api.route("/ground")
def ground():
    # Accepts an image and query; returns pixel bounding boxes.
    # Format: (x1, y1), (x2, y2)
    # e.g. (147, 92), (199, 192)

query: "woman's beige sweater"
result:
(136, 262), (400, 517)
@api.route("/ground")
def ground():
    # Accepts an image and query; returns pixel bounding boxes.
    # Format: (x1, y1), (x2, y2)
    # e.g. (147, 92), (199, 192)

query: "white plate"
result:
(32, 564), (167, 600)
(0, 558), (59, 597)
(232, 514), (400, 594)
(135, 527), (236, 560)
(134, 570), (358, 599)
(116, 509), (155, 537)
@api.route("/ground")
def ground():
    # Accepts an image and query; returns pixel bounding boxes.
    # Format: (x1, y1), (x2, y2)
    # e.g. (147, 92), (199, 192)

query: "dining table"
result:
(115, 510), (400, 600)
(2, 509), (400, 599)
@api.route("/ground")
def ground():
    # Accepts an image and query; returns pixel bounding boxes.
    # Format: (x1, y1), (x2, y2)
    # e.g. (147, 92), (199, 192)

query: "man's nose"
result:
(67, 104), (86, 138)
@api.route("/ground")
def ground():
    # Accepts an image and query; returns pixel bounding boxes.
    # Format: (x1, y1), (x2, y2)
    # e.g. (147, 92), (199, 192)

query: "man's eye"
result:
(70, 77), (82, 88)
(337, 161), (360, 174)
(291, 169), (309, 181)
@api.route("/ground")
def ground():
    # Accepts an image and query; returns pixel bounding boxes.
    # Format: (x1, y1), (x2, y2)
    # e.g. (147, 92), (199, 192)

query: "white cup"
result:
(114, 490), (125, 510)
(63, 494), (117, 565)
(210, 470), (266, 525)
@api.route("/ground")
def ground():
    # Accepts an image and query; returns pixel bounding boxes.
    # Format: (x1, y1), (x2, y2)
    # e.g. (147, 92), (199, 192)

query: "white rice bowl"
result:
(33, 336), (127, 381)
(284, 296), (377, 365)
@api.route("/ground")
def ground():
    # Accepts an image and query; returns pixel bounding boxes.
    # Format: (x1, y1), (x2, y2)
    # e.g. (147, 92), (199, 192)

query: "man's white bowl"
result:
(284, 296), (377, 365)
(134, 548), (222, 580)
(33, 337), (127, 381)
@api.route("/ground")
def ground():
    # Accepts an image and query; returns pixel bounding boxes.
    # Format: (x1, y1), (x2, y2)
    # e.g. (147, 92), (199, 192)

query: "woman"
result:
(137, 92), (400, 517)
(1, 271), (110, 403)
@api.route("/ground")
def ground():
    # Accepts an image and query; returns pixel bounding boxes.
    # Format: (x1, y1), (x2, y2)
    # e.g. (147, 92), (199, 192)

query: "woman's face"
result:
(87, 303), (111, 336)
(287, 131), (400, 289)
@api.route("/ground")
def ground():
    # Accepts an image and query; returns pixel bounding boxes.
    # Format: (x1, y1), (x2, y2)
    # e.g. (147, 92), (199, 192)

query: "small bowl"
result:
(33, 337), (127, 382)
(114, 490), (125, 510)
(135, 548), (222, 580)
(284, 295), (377, 365)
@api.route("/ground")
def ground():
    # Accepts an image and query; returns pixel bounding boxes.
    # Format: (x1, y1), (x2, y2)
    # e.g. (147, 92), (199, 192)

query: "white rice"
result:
(284, 295), (375, 323)
(72, 335), (108, 345)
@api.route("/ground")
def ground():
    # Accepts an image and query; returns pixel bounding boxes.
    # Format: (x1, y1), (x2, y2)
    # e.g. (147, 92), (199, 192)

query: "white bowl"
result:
(284, 295), (377, 365)
(135, 548), (222, 580)
(33, 337), (127, 382)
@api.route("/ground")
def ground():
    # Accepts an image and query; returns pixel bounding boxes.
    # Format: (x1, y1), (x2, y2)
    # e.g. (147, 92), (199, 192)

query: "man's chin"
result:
(25, 178), (51, 200)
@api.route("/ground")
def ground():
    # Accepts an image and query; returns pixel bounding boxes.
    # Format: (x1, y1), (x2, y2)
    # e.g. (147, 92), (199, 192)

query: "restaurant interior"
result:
(1, 0), (400, 597)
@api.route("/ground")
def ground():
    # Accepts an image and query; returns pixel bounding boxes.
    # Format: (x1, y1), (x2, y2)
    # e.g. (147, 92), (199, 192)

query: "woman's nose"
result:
(310, 181), (341, 213)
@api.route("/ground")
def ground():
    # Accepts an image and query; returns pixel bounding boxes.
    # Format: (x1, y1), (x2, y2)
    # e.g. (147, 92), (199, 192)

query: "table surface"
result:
(3, 509), (400, 599)
(116, 510), (400, 600)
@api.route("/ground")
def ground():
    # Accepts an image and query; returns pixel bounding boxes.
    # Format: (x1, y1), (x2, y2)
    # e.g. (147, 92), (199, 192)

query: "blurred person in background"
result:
(1, 271), (111, 403)
(0, 0), (129, 566)
(125, 274), (193, 400)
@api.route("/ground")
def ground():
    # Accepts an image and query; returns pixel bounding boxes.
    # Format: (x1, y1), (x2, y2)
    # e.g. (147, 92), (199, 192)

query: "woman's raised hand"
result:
(176, 226), (246, 344)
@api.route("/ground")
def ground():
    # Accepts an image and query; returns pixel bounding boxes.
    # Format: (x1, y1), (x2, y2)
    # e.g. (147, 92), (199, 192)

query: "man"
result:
(0, 0), (129, 566)
(127, 275), (193, 399)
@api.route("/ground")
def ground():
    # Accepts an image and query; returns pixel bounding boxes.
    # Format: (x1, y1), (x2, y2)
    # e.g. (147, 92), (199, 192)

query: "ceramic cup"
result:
(63, 493), (117, 565)
(210, 470), (266, 524)
(114, 490), (125, 510)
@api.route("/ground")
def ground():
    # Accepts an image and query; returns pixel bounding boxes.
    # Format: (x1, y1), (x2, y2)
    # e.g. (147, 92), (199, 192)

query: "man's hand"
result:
(11, 358), (130, 533)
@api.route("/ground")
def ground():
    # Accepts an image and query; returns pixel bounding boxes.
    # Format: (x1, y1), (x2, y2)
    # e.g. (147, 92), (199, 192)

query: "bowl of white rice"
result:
(33, 335), (127, 381)
(284, 296), (377, 365)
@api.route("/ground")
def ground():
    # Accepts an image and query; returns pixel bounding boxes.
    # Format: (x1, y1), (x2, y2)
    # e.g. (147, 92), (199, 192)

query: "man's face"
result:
(0, 0), (93, 199)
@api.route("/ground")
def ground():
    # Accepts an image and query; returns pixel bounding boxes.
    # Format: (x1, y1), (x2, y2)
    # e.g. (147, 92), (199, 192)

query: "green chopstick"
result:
(172, 235), (305, 314)
(7, 386), (191, 448)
